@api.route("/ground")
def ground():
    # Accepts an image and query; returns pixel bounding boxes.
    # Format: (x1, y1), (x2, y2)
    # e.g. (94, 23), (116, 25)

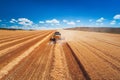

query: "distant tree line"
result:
(0, 27), (24, 30)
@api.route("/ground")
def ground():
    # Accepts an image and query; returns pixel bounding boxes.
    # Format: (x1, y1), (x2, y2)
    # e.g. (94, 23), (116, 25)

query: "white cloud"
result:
(39, 21), (44, 24)
(114, 14), (120, 19)
(31, 24), (48, 30)
(76, 20), (80, 22)
(18, 18), (33, 26)
(67, 21), (76, 25)
(96, 23), (104, 26)
(96, 17), (105, 23)
(38, 27), (48, 30)
(46, 19), (59, 24)
(63, 19), (68, 23)
(110, 20), (116, 25)
(51, 24), (54, 26)
(63, 19), (80, 24)
(56, 23), (60, 25)
(10, 26), (19, 29)
(63, 19), (76, 25)
(10, 19), (17, 23)
(89, 19), (93, 22)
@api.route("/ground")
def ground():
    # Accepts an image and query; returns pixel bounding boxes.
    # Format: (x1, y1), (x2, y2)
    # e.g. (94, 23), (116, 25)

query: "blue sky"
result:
(0, 0), (120, 29)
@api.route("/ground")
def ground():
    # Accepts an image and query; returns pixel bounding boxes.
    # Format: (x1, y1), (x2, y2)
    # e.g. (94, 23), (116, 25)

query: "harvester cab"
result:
(50, 31), (61, 44)
(54, 32), (61, 40)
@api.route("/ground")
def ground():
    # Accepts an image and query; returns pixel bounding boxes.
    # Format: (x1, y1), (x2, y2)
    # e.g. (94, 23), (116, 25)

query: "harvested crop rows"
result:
(0, 30), (120, 80)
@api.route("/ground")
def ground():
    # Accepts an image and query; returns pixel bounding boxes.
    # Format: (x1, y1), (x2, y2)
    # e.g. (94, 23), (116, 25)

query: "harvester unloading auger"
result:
(50, 31), (61, 44)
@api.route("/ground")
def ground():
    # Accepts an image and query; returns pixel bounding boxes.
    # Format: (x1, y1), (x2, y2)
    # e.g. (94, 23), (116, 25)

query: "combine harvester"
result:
(50, 31), (61, 44)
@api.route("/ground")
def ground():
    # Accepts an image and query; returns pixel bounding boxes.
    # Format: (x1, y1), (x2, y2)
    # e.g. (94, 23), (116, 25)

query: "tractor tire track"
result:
(50, 43), (72, 80)
(87, 36), (120, 47)
(0, 32), (53, 70)
(0, 32), (37, 43)
(78, 40), (120, 73)
(68, 42), (105, 79)
(0, 32), (47, 50)
(1, 42), (47, 80)
(62, 42), (86, 80)
(0, 31), (54, 79)
(0, 31), (51, 56)
(0, 31), (46, 43)
(64, 43), (91, 80)
(78, 36), (120, 63)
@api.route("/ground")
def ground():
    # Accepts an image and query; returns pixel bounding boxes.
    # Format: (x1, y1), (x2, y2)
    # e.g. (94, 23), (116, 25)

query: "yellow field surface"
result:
(0, 30), (120, 80)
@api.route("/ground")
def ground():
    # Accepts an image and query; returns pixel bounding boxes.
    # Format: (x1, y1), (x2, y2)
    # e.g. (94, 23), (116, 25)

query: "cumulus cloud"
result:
(31, 24), (48, 30)
(96, 17), (105, 23)
(114, 14), (120, 19)
(63, 19), (76, 25)
(96, 22), (103, 26)
(10, 19), (17, 23)
(67, 21), (76, 25)
(56, 23), (60, 25)
(63, 19), (68, 23)
(39, 21), (44, 24)
(76, 20), (80, 22)
(89, 19), (93, 22)
(18, 18), (33, 26)
(46, 19), (59, 24)
(110, 20), (116, 25)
